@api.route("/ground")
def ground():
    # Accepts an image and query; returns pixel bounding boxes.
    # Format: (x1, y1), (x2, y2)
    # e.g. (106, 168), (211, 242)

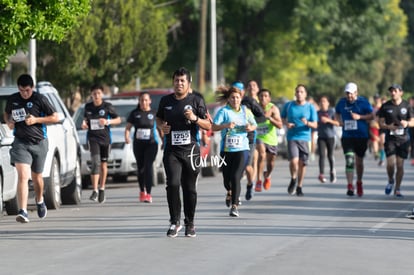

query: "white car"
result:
(0, 82), (82, 211)
(72, 97), (166, 186)
(0, 123), (18, 216)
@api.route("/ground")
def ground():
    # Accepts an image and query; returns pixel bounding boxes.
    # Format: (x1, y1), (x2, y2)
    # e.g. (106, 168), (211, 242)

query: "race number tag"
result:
(257, 125), (268, 135)
(171, 130), (191, 145)
(11, 108), (27, 122)
(344, 120), (357, 131)
(90, 119), (105, 130)
(390, 128), (404, 136)
(225, 135), (243, 149)
(136, 128), (151, 140)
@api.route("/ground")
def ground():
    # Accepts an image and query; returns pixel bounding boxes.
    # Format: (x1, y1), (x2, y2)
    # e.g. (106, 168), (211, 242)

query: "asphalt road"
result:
(1, 150), (414, 275)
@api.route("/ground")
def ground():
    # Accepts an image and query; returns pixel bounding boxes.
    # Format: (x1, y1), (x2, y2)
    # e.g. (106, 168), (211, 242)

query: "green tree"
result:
(294, 0), (408, 100)
(37, 0), (169, 95)
(0, 0), (90, 68)
(162, 0), (409, 103)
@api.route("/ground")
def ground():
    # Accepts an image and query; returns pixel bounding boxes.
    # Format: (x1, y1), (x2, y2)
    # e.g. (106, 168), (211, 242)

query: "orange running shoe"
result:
(144, 193), (153, 203)
(139, 191), (146, 202)
(255, 180), (262, 192)
(263, 177), (271, 190)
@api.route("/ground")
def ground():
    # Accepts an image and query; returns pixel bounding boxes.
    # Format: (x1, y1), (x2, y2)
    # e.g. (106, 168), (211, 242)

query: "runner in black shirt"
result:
(125, 92), (161, 203)
(156, 67), (211, 238)
(378, 84), (414, 198)
(4, 74), (59, 223)
(82, 84), (121, 203)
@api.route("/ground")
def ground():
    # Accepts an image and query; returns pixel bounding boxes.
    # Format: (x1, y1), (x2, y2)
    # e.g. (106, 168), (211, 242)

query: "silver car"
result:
(73, 97), (166, 186)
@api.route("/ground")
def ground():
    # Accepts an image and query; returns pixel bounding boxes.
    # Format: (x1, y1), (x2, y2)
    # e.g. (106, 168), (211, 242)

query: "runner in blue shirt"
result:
(213, 85), (257, 217)
(281, 84), (318, 196)
(335, 82), (374, 197)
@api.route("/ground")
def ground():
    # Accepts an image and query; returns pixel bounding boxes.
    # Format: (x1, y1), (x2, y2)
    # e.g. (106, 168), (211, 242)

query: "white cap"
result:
(344, 82), (357, 94)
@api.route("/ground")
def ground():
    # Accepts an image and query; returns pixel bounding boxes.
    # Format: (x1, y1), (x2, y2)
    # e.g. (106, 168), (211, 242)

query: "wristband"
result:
(191, 116), (199, 124)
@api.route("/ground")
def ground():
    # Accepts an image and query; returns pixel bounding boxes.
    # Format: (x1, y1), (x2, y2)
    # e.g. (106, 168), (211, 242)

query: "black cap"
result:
(388, 84), (402, 91)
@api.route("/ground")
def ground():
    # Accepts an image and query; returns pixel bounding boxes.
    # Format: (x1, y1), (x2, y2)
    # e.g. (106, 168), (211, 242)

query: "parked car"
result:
(0, 82), (82, 211)
(0, 123), (18, 216)
(73, 97), (166, 186)
(113, 88), (174, 109)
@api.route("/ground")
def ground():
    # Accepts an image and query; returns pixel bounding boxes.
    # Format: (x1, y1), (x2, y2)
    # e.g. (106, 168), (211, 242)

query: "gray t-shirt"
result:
(317, 108), (336, 139)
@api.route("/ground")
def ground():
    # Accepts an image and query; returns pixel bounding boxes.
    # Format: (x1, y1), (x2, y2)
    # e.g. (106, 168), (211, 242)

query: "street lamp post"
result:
(210, 0), (217, 91)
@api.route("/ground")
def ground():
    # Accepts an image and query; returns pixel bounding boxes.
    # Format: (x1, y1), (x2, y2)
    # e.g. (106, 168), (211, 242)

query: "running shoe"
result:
(411, 159), (414, 166)
(139, 191), (147, 202)
(225, 193), (231, 207)
(318, 174), (326, 183)
(229, 205), (239, 217)
(16, 209), (29, 223)
(406, 208), (414, 219)
(166, 223), (182, 238)
(296, 187), (304, 197)
(98, 189), (106, 203)
(36, 201), (47, 219)
(385, 180), (394, 195)
(185, 223), (196, 237)
(255, 180), (262, 192)
(287, 178), (296, 195)
(356, 180), (363, 197)
(144, 194), (153, 203)
(347, 183), (354, 196)
(245, 184), (253, 201)
(394, 189), (404, 199)
(89, 190), (98, 201)
(263, 177), (271, 190)
(330, 170), (336, 183)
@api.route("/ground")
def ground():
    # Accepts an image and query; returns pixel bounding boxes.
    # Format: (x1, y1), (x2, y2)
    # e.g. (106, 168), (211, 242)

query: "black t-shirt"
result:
(83, 101), (119, 145)
(126, 108), (158, 144)
(156, 93), (208, 151)
(5, 92), (56, 143)
(378, 100), (414, 142)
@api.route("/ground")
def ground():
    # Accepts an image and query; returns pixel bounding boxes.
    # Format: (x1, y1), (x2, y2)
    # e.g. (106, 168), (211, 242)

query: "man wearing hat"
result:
(377, 84), (414, 198)
(335, 82), (374, 197)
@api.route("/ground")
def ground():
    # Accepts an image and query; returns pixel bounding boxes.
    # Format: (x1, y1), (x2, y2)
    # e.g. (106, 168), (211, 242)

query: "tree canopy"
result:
(37, 0), (169, 95)
(0, 0), (90, 68)
(4, 0), (413, 104)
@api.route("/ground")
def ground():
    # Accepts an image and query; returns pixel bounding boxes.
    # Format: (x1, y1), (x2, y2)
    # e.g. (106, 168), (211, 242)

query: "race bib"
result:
(257, 125), (268, 135)
(90, 119), (105, 130)
(171, 130), (191, 145)
(225, 135), (243, 149)
(11, 108), (27, 122)
(344, 120), (357, 131)
(390, 128), (404, 136)
(136, 128), (151, 140)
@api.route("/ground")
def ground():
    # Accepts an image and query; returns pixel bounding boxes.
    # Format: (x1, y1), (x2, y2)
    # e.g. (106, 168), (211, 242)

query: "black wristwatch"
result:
(191, 116), (199, 123)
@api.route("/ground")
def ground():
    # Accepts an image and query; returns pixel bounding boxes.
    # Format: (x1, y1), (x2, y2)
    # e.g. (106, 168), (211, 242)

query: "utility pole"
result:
(197, 0), (207, 93)
(29, 38), (36, 84)
(210, 0), (217, 91)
